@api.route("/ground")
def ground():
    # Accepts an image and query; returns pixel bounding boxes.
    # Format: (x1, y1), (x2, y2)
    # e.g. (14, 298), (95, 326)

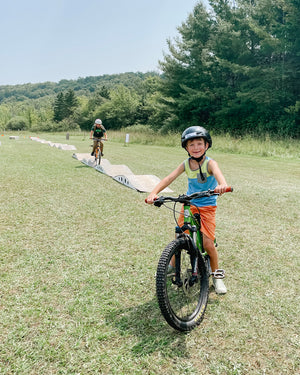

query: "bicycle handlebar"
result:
(145, 187), (233, 206)
(91, 138), (107, 141)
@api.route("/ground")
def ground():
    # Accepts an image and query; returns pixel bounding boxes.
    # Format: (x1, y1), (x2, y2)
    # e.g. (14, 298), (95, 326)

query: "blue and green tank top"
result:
(184, 156), (217, 207)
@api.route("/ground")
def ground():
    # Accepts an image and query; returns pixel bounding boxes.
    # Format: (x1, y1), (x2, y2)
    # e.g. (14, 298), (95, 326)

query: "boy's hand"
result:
(145, 193), (158, 204)
(214, 184), (228, 195)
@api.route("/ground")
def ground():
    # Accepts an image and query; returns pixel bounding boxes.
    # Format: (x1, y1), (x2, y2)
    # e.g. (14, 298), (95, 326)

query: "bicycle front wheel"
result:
(97, 150), (102, 165)
(156, 237), (209, 332)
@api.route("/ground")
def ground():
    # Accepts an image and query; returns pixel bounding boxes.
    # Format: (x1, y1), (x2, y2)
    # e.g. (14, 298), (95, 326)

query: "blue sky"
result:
(0, 0), (204, 86)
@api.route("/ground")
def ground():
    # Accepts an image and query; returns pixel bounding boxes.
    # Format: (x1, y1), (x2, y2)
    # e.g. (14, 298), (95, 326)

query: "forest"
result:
(0, 0), (299, 138)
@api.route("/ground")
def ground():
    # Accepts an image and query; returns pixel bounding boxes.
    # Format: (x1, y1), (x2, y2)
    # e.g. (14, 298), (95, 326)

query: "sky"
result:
(0, 0), (204, 86)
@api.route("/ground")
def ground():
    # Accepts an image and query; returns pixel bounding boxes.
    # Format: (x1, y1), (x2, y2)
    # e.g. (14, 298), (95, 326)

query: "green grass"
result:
(0, 132), (299, 374)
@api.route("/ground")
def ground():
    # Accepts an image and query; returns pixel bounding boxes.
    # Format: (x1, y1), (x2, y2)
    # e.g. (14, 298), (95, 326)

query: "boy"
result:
(146, 126), (229, 294)
(90, 119), (107, 156)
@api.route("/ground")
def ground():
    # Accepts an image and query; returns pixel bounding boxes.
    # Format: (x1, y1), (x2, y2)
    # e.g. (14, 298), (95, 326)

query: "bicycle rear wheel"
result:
(156, 237), (209, 332)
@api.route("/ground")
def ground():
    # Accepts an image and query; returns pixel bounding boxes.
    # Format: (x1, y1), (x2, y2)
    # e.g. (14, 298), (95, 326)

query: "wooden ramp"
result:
(30, 137), (77, 150)
(72, 153), (173, 193)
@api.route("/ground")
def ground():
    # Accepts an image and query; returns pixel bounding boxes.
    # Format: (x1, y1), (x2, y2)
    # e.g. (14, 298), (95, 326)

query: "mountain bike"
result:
(147, 187), (233, 332)
(91, 138), (106, 165)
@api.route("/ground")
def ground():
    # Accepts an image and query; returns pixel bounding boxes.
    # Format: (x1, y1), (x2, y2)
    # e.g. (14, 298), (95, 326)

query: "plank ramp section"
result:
(73, 153), (173, 193)
(30, 137), (77, 151)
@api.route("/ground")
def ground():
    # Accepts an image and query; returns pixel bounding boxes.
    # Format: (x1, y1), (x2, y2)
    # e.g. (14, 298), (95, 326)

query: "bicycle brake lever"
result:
(153, 198), (164, 207)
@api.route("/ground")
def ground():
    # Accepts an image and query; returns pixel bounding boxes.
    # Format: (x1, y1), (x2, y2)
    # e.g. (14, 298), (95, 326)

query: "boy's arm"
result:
(146, 163), (185, 204)
(208, 159), (228, 194)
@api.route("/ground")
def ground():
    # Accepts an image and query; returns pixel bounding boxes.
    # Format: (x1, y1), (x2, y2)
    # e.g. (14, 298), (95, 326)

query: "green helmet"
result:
(181, 126), (212, 149)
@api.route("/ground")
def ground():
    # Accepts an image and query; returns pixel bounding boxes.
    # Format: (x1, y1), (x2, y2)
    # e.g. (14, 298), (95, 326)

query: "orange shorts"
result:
(177, 205), (216, 241)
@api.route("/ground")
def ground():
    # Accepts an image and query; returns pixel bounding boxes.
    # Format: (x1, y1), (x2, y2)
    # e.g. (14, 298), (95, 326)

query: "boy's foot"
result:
(91, 152), (94, 156)
(101, 152), (104, 156)
(213, 278), (227, 294)
(167, 265), (175, 275)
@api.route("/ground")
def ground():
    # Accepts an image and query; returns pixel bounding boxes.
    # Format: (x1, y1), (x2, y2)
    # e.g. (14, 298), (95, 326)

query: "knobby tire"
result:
(156, 237), (209, 332)
(94, 145), (101, 165)
(97, 150), (101, 165)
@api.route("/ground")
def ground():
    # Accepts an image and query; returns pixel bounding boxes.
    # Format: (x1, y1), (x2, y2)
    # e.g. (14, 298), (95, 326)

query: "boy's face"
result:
(186, 137), (208, 158)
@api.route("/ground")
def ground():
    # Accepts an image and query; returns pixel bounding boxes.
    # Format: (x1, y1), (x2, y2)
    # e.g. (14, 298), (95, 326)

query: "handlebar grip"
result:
(145, 197), (162, 206)
(214, 186), (233, 193)
(145, 198), (156, 203)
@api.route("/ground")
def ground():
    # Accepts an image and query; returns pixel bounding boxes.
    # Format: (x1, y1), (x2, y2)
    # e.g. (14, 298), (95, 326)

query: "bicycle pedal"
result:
(189, 274), (198, 286)
(172, 276), (183, 287)
(211, 269), (225, 279)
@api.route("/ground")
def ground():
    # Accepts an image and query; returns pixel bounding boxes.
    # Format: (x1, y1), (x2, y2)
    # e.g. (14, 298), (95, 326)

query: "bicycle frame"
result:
(177, 202), (203, 253)
(94, 140), (101, 154)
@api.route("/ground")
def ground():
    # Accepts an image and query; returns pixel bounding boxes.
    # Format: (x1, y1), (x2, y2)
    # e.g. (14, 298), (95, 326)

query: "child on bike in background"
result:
(90, 119), (107, 156)
(146, 126), (229, 294)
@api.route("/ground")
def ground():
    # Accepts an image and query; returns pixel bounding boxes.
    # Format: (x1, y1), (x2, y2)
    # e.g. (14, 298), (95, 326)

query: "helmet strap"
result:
(190, 152), (206, 182)
(198, 164), (206, 181)
(190, 152), (205, 163)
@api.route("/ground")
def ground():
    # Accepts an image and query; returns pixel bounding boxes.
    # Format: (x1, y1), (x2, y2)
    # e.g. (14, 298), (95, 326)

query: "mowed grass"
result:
(0, 132), (299, 374)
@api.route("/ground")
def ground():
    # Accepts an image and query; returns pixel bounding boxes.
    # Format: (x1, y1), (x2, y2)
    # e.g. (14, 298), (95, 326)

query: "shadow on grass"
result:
(105, 285), (224, 359)
(105, 297), (189, 358)
(75, 164), (90, 168)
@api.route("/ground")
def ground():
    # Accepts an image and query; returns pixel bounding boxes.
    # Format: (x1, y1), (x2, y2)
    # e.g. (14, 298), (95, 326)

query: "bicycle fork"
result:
(189, 230), (200, 286)
(174, 253), (183, 287)
(173, 231), (199, 288)
(189, 251), (198, 286)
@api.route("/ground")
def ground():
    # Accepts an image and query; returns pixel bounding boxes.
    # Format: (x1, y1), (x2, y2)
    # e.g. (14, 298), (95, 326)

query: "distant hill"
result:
(0, 71), (159, 104)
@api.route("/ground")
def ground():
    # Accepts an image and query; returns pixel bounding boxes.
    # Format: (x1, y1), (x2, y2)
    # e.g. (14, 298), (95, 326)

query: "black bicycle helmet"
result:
(181, 126), (212, 149)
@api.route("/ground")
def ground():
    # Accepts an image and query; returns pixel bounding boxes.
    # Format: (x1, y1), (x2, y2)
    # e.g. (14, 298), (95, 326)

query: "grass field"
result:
(0, 131), (299, 374)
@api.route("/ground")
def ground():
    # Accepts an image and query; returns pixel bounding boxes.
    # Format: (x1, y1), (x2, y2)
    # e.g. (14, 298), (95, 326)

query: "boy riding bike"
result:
(146, 126), (229, 294)
(90, 119), (107, 156)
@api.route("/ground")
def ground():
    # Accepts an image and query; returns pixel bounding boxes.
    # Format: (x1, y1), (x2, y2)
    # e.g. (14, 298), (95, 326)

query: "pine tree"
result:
(64, 89), (78, 118)
(156, 0), (300, 136)
(53, 89), (78, 122)
(53, 92), (65, 122)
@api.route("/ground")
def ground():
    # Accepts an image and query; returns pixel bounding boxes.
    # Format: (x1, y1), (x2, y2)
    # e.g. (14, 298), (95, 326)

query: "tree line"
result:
(1, 0), (299, 138)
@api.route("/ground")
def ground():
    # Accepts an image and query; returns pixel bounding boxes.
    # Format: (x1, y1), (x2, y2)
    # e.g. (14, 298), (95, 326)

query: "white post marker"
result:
(125, 133), (130, 145)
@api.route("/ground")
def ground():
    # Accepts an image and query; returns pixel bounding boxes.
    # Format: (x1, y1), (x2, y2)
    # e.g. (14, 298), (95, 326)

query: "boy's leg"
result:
(92, 140), (97, 154)
(202, 234), (218, 272)
(100, 140), (104, 155)
(203, 233), (227, 294)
